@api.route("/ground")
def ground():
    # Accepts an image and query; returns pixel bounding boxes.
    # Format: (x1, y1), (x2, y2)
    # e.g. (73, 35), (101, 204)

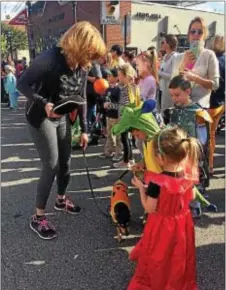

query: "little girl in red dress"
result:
(128, 126), (200, 290)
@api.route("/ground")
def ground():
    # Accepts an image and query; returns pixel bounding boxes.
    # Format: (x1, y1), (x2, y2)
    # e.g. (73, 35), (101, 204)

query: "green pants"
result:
(194, 186), (210, 207)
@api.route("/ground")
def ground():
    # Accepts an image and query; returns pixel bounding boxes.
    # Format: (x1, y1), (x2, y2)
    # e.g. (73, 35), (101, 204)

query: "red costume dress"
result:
(128, 171), (198, 290)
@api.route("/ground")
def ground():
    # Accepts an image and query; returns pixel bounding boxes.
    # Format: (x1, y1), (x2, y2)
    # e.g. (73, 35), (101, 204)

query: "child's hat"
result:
(112, 101), (160, 140)
(105, 68), (118, 77)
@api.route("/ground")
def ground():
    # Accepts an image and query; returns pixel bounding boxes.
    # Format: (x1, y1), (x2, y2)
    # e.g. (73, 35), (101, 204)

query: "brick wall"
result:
(29, 1), (131, 53)
(77, 1), (101, 31)
(105, 1), (131, 50)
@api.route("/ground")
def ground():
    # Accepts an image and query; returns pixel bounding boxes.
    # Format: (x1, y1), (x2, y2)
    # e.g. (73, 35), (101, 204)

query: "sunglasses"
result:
(190, 29), (203, 36)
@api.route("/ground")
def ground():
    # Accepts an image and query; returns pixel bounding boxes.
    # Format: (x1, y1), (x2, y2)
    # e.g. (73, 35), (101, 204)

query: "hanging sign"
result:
(101, 1), (120, 25)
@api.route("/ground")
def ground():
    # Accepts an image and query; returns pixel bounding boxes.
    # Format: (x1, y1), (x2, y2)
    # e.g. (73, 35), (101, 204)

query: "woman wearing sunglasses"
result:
(172, 17), (219, 109)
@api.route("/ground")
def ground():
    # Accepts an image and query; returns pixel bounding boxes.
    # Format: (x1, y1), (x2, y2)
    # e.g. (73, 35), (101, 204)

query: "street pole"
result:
(6, 31), (13, 59)
(26, 1), (36, 59)
(72, 1), (77, 24)
(124, 14), (127, 51)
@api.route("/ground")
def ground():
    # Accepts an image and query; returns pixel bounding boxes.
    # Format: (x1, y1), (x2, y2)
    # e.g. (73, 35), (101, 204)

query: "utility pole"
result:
(72, 1), (77, 24)
(26, 1), (35, 59)
(124, 14), (127, 51)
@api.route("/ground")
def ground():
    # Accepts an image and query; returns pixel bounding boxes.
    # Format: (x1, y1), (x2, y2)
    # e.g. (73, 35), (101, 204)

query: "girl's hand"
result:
(131, 175), (144, 189)
(131, 162), (145, 173)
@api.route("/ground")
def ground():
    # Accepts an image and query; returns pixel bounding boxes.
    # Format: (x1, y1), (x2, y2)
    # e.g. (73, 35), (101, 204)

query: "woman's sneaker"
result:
(54, 196), (81, 215)
(30, 215), (57, 240)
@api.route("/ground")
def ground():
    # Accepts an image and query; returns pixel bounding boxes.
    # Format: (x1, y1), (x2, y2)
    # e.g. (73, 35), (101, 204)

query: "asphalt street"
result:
(1, 98), (225, 290)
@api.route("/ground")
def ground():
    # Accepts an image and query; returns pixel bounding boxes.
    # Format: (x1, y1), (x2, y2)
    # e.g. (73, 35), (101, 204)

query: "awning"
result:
(8, 9), (28, 25)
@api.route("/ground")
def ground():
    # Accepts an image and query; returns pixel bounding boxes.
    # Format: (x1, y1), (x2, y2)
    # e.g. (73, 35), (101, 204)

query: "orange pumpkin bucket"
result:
(94, 78), (109, 95)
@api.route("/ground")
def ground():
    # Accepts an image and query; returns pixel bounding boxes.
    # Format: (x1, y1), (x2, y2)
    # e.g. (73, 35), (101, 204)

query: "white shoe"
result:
(113, 161), (130, 169)
(112, 154), (122, 162)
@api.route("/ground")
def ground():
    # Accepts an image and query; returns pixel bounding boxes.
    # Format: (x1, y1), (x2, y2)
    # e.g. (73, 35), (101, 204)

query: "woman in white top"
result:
(158, 34), (178, 112)
(172, 17), (219, 109)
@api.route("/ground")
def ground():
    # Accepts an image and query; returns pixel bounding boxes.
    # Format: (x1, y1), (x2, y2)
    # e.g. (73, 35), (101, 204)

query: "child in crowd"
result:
(128, 126), (199, 290)
(112, 100), (216, 221)
(136, 50), (158, 101)
(135, 49), (162, 155)
(104, 63), (140, 168)
(100, 68), (122, 161)
(163, 75), (217, 217)
(4, 65), (19, 110)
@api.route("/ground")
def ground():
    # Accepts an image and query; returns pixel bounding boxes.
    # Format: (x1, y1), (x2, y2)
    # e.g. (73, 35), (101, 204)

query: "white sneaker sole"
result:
(54, 206), (82, 215)
(30, 223), (57, 240)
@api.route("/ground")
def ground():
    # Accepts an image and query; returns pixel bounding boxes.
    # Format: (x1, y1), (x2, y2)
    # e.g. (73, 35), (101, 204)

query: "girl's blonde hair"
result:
(153, 126), (200, 172)
(210, 35), (225, 54)
(59, 21), (106, 69)
(137, 50), (159, 84)
(106, 52), (113, 68)
(118, 63), (137, 81)
(188, 17), (208, 40)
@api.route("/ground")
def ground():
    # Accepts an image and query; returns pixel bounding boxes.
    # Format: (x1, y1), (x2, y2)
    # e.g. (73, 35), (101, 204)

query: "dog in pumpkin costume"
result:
(110, 177), (131, 242)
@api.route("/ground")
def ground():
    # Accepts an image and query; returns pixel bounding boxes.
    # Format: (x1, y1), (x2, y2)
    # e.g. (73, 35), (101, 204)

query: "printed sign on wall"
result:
(101, 1), (120, 25)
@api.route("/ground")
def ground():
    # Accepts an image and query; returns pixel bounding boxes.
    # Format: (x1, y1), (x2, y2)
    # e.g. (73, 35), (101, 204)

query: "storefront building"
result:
(28, 1), (224, 56)
(128, 1), (224, 52)
(29, 1), (131, 55)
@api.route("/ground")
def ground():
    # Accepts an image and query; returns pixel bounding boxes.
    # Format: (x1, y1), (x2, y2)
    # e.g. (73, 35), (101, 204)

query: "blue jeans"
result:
(9, 91), (19, 109)
(87, 105), (96, 127)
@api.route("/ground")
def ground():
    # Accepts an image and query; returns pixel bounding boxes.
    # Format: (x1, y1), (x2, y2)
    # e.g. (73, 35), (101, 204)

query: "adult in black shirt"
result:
(17, 21), (106, 240)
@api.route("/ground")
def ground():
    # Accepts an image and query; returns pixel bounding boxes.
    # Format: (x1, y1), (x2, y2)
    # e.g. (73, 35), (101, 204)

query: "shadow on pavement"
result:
(196, 243), (225, 290)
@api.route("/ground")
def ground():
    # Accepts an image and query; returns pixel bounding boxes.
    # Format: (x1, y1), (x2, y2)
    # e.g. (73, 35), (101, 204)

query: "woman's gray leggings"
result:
(28, 116), (71, 210)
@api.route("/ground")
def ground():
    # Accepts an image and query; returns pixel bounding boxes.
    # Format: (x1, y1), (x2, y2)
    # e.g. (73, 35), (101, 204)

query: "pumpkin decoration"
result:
(94, 78), (109, 95)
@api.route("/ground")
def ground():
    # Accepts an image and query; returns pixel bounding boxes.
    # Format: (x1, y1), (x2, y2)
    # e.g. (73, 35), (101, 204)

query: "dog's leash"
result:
(82, 148), (110, 218)
(82, 148), (130, 219)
